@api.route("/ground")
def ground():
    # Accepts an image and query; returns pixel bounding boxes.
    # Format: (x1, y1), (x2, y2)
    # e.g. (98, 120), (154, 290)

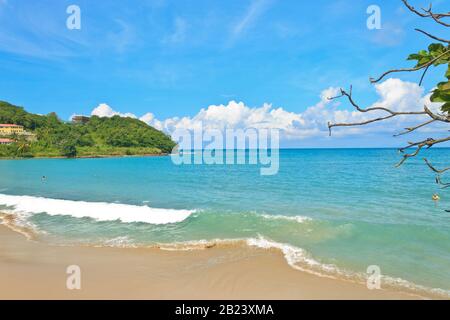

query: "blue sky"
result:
(0, 0), (448, 147)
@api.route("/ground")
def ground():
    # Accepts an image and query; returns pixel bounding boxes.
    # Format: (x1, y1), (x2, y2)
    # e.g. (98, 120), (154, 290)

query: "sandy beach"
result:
(0, 224), (426, 300)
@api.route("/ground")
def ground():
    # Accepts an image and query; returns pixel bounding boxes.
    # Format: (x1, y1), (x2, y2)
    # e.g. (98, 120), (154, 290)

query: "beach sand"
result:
(0, 224), (427, 300)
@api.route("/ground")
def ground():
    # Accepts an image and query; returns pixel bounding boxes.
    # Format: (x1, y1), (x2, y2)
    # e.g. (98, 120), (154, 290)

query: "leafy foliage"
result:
(407, 43), (450, 112)
(0, 101), (176, 158)
(61, 141), (77, 158)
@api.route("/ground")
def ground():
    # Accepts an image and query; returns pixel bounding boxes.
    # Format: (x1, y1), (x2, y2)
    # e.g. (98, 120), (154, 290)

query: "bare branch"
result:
(397, 148), (422, 167)
(394, 119), (436, 137)
(327, 87), (431, 136)
(402, 0), (429, 17)
(327, 91), (449, 142)
(424, 158), (450, 174)
(415, 28), (450, 44)
(425, 6), (450, 27)
(328, 87), (444, 136)
(396, 136), (450, 167)
(436, 176), (450, 188)
(328, 115), (396, 136)
(424, 106), (450, 123)
(402, 1), (450, 22)
(329, 88), (426, 115)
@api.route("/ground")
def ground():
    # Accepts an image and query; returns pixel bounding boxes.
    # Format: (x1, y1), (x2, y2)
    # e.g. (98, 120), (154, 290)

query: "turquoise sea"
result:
(0, 149), (449, 297)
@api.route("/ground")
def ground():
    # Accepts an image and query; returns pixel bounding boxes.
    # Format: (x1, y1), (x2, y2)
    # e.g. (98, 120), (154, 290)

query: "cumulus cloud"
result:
(153, 101), (306, 134)
(87, 78), (443, 142)
(371, 78), (427, 112)
(91, 103), (137, 119)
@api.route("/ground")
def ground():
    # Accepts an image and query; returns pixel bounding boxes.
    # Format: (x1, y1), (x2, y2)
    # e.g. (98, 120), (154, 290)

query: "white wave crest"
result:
(0, 194), (195, 225)
(246, 235), (450, 299)
(246, 235), (336, 276)
(260, 214), (312, 224)
(101, 236), (135, 248)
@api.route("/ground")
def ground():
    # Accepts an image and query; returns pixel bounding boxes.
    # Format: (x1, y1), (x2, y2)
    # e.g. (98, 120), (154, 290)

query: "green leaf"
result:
(437, 81), (450, 91)
(407, 53), (421, 61)
(430, 90), (443, 102)
(429, 43), (445, 53)
(441, 102), (450, 113)
(418, 56), (431, 66)
(431, 86), (450, 102)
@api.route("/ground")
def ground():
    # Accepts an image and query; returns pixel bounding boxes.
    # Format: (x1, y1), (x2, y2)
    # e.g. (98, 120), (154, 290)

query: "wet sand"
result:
(0, 224), (427, 300)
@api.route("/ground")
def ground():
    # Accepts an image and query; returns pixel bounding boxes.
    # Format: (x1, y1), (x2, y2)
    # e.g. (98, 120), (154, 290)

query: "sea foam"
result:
(0, 194), (195, 225)
(246, 235), (450, 299)
(246, 235), (337, 277)
(260, 214), (312, 223)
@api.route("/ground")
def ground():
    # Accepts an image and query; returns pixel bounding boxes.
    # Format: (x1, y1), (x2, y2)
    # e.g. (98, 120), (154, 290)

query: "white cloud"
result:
(147, 78), (442, 139)
(372, 78), (425, 112)
(91, 103), (137, 119)
(88, 78), (444, 143)
(139, 112), (156, 124)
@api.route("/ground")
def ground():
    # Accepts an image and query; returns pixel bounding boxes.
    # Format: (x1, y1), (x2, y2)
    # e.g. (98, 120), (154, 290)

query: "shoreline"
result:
(0, 153), (169, 160)
(0, 223), (432, 300)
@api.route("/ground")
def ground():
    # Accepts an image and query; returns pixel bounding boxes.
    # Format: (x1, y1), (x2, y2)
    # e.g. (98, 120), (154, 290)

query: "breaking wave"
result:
(0, 194), (195, 225)
(1, 194), (448, 299)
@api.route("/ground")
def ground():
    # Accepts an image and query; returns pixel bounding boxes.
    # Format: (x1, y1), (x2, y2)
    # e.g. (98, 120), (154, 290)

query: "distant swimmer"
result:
(432, 194), (440, 201)
(41, 176), (47, 182)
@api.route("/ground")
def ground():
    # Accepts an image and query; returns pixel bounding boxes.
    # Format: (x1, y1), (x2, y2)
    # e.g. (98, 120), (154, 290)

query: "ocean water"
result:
(0, 149), (449, 296)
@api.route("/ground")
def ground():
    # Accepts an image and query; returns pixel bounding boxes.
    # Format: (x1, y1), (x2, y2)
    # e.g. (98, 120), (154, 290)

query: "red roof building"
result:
(0, 138), (14, 145)
(0, 124), (23, 127)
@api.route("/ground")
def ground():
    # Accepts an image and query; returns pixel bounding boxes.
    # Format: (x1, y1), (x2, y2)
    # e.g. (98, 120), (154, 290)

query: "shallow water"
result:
(0, 149), (449, 296)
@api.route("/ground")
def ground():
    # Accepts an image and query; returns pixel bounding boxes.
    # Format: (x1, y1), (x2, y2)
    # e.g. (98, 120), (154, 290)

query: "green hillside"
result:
(0, 101), (176, 158)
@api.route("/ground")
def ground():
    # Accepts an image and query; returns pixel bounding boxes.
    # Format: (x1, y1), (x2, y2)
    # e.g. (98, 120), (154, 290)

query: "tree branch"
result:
(397, 136), (450, 167)
(424, 158), (450, 173)
(425, 6), (450, 27)
(415, 28), (450, 44)
(436, 176), (450, 188)
(370, 49), (450, 84)
(326, 1), (450, 202)
(328, 115), (396, 136)
(402, 0), (430, 17)
(402, 0), (450, 22)
(327, 87), (432, 135)
(328, 88), (426, 115)
(424, 106), (450, 123)
(394, 119), (436, 137)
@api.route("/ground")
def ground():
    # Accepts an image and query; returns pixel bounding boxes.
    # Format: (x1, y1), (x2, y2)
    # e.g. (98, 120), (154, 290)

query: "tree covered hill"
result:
(0, 101), (176, 158)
